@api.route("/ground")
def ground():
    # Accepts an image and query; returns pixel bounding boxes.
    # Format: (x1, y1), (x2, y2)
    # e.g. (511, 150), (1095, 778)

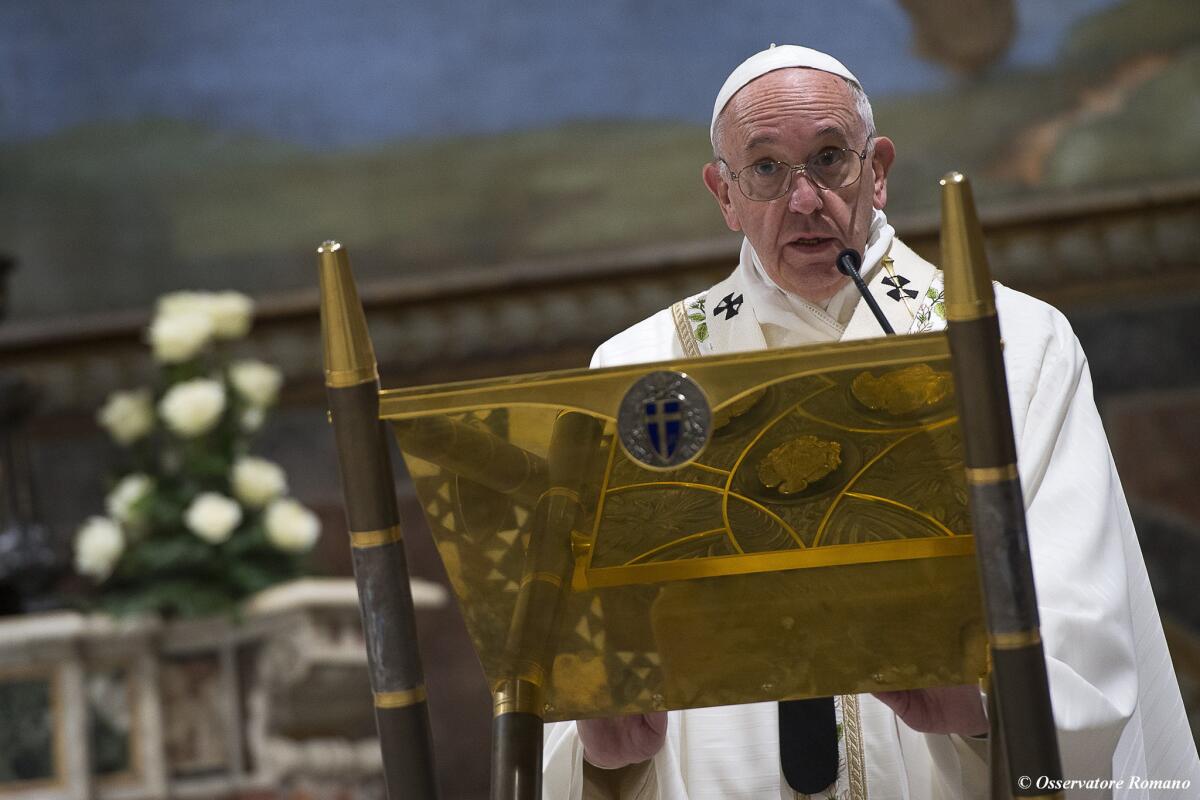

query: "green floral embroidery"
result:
(925, 285), (946, 318)
(689, 298), (709, 342)
(912, 275), (947, 333)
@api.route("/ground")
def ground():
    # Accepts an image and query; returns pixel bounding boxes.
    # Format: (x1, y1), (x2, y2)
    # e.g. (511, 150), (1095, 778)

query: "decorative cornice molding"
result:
(4, 178), (1199, 412)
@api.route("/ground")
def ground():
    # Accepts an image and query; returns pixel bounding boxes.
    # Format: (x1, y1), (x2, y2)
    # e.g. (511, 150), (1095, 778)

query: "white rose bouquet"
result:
(74, 290), (321, 617)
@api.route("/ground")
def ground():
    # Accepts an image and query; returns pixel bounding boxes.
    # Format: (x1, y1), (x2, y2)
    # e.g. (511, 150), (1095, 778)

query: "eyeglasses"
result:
(721, 139), (872, 202)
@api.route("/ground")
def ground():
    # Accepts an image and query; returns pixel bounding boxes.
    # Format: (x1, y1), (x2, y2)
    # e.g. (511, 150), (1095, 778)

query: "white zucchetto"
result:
(711, 44), (861, 145)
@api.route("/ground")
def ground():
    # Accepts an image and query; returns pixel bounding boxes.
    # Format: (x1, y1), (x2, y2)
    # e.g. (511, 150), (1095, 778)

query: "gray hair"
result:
(712, 76), (876, 162)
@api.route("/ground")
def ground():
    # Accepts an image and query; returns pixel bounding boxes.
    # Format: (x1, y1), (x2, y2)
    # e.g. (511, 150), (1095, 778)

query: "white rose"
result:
(232, 456), (288, 508)
(74, 517), (125, 580)
(158, 378), (226, 438)
(105, 473), (153, 524)
(158, 290), (253, 340)
(208, 291), (254, 339)
(148, 310), (214, 364)
(241, 407), (265, 433)
(229, 360), (283, 408)
(264, 498), (321, 553)
(157, 291), (211, 318)
(97, 388), (155, 445)
(184, 492), (243, 544)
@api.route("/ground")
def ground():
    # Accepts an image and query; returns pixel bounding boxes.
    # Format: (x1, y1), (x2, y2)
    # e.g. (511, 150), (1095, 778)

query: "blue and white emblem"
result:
(617, 371), (711, 470)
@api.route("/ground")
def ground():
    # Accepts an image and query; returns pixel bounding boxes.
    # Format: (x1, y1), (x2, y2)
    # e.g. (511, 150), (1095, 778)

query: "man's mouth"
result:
(787, 236), (836, 250)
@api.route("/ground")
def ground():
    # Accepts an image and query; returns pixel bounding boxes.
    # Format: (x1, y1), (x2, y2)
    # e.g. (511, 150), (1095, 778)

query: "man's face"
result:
(703, 68), (895, 303)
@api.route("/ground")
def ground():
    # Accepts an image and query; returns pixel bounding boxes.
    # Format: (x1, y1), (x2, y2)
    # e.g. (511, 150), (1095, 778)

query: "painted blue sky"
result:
(1, 0), (1119, 149)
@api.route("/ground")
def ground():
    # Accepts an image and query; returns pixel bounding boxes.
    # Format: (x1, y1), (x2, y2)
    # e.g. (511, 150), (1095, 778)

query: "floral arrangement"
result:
(74, 291), (321, 617)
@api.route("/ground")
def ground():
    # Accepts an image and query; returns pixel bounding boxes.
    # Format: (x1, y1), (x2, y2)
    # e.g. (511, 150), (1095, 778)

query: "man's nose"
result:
(786, 169), (823, 214)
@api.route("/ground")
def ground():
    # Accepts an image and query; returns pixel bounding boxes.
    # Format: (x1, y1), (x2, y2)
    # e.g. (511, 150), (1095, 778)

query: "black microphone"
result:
(836, 248), (894, 336)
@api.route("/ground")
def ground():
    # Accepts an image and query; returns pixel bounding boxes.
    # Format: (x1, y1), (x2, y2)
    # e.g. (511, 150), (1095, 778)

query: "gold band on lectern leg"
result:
(350, 524), (403, 549)
(964, 464), (1019, 485)
(538, 486), (582, 505)
(493, 678), (544, 717)
(374, 685), (428, 709)
(326, 364), (379, 388)
(519, 571), (563, 590)
(989, 629), (1043, 650)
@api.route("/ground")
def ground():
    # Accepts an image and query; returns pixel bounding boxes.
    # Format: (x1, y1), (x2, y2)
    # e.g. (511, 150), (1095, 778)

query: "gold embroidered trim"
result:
(843, 694), (868, 800)
(671, 300), (703, 358)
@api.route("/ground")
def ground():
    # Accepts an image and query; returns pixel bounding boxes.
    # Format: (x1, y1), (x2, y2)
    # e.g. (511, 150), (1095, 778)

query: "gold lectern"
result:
(319, 174), (1063, 800)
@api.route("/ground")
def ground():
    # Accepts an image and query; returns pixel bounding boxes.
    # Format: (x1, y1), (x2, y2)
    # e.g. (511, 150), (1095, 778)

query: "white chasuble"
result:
(542, 218), (1199, 799)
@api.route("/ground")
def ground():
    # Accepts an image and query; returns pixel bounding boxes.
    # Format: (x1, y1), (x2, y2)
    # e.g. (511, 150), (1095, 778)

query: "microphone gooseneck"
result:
(836, 248), (894, 336)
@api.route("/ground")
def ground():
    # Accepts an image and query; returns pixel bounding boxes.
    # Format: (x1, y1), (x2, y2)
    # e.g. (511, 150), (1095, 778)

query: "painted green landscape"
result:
(1, 0), (1197, 321)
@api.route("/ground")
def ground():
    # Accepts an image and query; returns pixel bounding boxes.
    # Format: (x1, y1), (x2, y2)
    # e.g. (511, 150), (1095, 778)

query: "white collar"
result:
(746, 208), (895, 329)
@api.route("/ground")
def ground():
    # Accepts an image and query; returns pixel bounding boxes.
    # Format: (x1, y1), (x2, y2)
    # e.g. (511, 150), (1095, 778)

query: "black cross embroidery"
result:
(713, 292), (743, 320)
(882, 275), (918, 302)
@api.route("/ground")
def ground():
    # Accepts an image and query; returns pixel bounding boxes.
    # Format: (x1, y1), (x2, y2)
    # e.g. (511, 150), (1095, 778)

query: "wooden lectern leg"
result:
(492, 678), (544, 800)
(376, 694), (439, 799)
(320, 242), (440, 799)
(327, 381), (441, 800)
(942, 175), (1064, 799)
(491, 710), (544, 800)
(987, 674), (1009, 800)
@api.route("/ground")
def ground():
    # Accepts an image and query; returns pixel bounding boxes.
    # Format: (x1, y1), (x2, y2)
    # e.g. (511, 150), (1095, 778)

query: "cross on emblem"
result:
(618, 370), (711, 469)
(882, 274), (918, 302)
(643, 398), (683, 460)
(713, 292), (743, 320)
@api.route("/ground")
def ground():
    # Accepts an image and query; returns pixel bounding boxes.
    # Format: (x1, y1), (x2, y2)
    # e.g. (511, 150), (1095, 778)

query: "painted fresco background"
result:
(2, 5), (1199, 797)
(1, 0), (1197, 324)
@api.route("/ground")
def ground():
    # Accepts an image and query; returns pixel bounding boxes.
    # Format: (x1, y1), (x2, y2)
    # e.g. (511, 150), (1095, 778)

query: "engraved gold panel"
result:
(381, 334), (986, 721)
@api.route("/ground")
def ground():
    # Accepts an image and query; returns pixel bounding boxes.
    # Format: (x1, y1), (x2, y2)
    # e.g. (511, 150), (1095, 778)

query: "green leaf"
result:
(116, 534), (215, 576)
(695, 323), (708, 341)
(228, 561), (280, 595)
(222, 521), (267, 556)
(99, 578), (235, 619)
(687, 312), (705, 322)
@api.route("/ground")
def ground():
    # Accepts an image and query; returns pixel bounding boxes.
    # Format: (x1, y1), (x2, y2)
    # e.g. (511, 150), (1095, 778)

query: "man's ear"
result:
(870, 136), (896, 210)
(702, 161), (742, 232)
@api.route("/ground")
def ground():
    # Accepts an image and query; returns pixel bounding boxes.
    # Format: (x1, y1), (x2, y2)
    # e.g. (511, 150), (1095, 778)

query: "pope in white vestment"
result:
(542, 45), (1199, 799)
